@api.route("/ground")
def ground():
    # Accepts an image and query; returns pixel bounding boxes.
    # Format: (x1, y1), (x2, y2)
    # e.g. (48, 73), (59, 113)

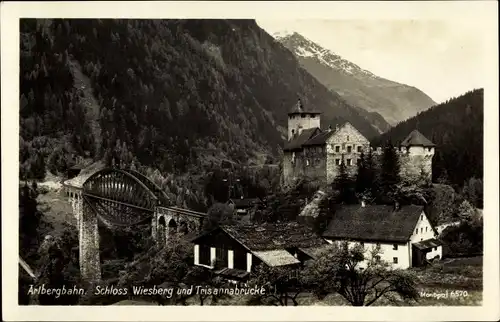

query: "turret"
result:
(287, 98), (321, 140)
(400, 130), (435, 156)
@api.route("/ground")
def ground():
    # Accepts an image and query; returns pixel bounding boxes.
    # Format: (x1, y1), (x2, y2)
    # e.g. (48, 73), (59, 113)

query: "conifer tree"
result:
(333, 159), (355, 204)
(379, 142), (401, 202)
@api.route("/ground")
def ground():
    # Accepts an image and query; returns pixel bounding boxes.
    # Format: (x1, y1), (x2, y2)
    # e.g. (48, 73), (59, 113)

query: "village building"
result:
(322, 204), (442, 269)
(191, 222), (329, 282)
(282, 99), (435, 186)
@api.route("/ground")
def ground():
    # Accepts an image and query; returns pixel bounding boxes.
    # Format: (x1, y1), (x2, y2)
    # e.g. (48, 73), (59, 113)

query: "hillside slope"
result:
(276, 32), (437, 126)
(374, 88), (483, 187)
(20, 19), (380, 179)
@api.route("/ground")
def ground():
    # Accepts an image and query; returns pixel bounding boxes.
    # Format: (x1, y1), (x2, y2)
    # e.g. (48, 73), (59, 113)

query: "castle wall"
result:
(372, 146), (434, 183)
(287, 114), (320, 140)
(326, 124), (370, 183)
(283, 146), (326, 186)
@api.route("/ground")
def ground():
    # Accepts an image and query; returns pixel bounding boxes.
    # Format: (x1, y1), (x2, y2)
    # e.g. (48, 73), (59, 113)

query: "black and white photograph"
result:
(2, 1), (499, 321)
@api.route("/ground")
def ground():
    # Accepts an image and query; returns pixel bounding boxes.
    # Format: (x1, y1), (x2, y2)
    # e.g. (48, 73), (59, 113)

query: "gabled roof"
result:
(322, 205), (425, 243)
(302, 130), (334, 146)
(192, 222), (327, 251)
(288, 99), (321, 115)
(283, 128), (320, 151)
(400, 130), (435, 147)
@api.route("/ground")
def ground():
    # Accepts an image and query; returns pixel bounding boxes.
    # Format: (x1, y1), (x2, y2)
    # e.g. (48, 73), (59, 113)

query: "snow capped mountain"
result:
(274, 32), (436, 126)
(274, 32), (376, 78)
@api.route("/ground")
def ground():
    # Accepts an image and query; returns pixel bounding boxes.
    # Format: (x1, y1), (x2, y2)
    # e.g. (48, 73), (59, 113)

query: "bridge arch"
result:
(71, 167), (206, 283)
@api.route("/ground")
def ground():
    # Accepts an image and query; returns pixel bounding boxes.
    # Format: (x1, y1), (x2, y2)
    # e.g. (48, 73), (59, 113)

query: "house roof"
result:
(288, 99), (321, 115)
(284, 122), (352, 151)
(283, 128), (320, 151)
(413, 238), (442, 250)
(400, 130), (435, 147)
(322, 204), (425, 243)
(252, 249), (301, 267)
(217, 222), (327, 251)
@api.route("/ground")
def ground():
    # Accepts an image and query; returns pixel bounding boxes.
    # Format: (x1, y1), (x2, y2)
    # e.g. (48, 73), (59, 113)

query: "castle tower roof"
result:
(400, 130), (435, 147)
(288, 98), (321, 115)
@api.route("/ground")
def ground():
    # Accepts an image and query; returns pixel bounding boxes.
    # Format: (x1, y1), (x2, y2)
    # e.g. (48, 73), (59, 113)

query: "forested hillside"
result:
(20, 19), (379, 183)
(374, 89), (483, 188)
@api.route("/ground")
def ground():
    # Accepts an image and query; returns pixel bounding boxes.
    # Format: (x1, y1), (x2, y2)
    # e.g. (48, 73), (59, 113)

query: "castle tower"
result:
(399, 130), (435, 182)
(287, 98), (321, 140)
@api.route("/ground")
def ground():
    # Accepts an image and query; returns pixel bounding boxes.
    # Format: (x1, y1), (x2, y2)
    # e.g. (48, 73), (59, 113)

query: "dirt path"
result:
(68, 58), (102, 156)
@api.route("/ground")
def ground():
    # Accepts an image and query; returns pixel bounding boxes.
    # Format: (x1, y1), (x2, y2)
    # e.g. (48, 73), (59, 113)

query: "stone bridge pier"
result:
(152, 206), (206, 247)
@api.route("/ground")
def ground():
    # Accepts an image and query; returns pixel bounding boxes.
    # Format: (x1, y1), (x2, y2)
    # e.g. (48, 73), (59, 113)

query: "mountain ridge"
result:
(275, 31), (437, 126)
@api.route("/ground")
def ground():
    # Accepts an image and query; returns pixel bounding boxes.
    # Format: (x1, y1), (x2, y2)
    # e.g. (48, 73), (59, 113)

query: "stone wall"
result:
(326, 123), (370, 183)
(283, 147), (326, 186)
(372, 146), (434, 182)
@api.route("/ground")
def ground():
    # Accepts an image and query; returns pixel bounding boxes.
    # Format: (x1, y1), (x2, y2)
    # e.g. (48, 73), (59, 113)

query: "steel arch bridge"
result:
(68, 167), (206, 282)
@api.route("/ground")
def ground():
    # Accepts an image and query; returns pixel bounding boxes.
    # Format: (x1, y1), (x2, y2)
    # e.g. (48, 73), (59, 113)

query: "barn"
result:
(191, 222), (328, 282)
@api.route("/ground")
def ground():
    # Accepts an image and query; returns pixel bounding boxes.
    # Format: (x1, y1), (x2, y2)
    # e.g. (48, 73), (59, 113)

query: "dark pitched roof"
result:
(322, 205), (425, 243)
(283, 128), (319, 151)
(220, 222), (327, 251)
(288, 99), (321, 115)
(302, 130), (333, 146)
(400, 130), (435, 147)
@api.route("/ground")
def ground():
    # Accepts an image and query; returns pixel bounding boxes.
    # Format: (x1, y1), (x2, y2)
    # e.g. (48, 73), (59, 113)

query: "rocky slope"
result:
(276, 32), (437, 126)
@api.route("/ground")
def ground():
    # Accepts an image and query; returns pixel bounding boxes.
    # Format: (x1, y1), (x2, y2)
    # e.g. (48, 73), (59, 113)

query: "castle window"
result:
(347, 136), (350, 141)
(346, 159), (352, 166)
(347, 146), (352, 153)
(425, 227), (428, 232)
(335, 146), (340, 153)
(357, 146), (362, 153)
(291, 129), (295, 135)
(393, 257), (398, 264)
(393, 244), (398, 250)
(335, 158), (341, 165)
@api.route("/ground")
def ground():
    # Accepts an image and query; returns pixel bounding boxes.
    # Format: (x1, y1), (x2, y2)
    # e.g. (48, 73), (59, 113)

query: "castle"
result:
(282, 99), (436, 186)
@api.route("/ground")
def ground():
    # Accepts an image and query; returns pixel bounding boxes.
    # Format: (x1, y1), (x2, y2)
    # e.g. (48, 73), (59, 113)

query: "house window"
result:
(421, 215), (423, 220)
(393, 244), (398, 250)
(347, 136), (350, 141)
(335, 145), (340, 153)
(425, 227), (428, 232)
(393, 257), (398, 264)
(233, 250), (247, 270)
(434, 247), (437, 251)
(357, 146), (362, 153)
(347, 146), (352, 153)
(335, 159), (341, 165)
(199, 245), (211, 266)
(415, 229), (418, 235)
(347, 159), (352, 166)
(420, 228), (423, 233)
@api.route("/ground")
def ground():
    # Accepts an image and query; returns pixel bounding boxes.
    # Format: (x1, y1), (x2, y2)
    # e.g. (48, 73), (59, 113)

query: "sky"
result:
(256, 19), (486, 104)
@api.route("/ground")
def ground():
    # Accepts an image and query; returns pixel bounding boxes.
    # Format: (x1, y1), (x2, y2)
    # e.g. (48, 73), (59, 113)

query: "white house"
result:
(322, 204), (442, 269)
